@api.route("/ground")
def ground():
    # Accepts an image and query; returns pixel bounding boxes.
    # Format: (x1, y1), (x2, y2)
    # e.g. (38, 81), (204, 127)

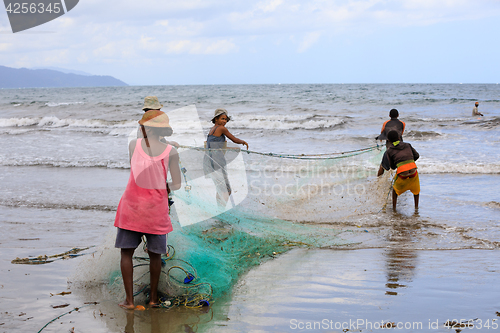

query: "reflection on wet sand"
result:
(384, 212), (419, 296)
(121, 306), (213, 333)
(70, 284), (214, 333)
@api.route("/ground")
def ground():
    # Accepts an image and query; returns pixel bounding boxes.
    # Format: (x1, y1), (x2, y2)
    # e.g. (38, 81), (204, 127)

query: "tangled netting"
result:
(73, 144), (388, 308)
(73, 106), (390, 308)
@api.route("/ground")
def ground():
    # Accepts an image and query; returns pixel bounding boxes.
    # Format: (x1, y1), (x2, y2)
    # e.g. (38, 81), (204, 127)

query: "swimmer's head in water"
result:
(389, 109), (399, 118)
(387, 130), (400, 143)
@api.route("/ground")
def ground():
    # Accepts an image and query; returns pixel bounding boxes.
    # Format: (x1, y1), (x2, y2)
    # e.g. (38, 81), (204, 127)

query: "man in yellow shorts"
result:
(377, 130), (420, 211)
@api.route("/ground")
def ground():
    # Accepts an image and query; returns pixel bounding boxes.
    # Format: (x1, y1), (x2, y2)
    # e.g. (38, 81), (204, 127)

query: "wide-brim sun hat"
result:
(139, 110), (171, 128)
(212, 108), (231, 121)
(142, 96), (163, 111)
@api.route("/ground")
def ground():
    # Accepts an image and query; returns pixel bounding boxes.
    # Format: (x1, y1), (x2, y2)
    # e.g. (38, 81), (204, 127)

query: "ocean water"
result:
(0, 84), (499, 332)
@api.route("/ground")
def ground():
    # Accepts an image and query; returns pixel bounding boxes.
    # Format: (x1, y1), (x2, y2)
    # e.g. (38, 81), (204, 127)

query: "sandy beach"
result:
(1, 172), (500, 332)
(1, 242), (499, 332)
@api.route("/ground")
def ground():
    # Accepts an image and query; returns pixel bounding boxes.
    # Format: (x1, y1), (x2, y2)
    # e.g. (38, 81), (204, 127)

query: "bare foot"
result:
(119, 301), (135, 310)
(148, 301), (160, 308)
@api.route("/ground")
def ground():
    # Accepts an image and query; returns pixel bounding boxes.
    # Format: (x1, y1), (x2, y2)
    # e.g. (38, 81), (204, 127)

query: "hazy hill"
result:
(31, 66), (93, 76)
(0, 65), (128, 88)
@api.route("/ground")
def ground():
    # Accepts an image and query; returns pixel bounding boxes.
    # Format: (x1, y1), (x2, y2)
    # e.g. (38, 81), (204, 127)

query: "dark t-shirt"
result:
(377, 118), (405, 141)
(381, 142), (419, 171)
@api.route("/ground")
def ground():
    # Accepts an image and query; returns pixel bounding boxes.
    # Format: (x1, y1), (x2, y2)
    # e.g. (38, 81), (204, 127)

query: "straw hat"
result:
(212, 108), (231, 121)
(138, 110), (171, 128)
(142, 96), (163, 111)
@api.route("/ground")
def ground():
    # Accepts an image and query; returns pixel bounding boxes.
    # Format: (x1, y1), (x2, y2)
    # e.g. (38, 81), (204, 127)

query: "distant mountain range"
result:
(31, 66), (94, 76)
(0, 65), (128, 88)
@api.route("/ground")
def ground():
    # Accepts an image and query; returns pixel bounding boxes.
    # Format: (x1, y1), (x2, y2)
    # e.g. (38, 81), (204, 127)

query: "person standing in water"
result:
(377, 130), (420, 211)
(115, 109), (181, 309)
(472, 102), (484, 116)
(204, 108), (248, 208)
(377, 109), (406, 148)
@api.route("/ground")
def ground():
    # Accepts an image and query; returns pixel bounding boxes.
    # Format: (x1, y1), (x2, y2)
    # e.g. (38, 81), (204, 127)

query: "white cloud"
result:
(152, 19), (205, 38)
(77, 52), (89, 63)
(93, 43), (119, 58)
(257, 0), (283, 13)
(1, 0), (499, 83)
(4, 0), (499, 36)
(140, 35), (159, 51)
(164, 39), (237, 55)
(56, 17), (76, 29)
(0, 43), (12, 51)
(138, 33), (237, 55)
(203, 39), (238, 54)
(43, 49), (69, 65)
(297, 31), (321, 53)
(224, 0), (500, 36)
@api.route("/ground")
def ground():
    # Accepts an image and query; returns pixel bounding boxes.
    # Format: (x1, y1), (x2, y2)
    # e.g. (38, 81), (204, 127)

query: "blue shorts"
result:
(114, 228), (167, 254)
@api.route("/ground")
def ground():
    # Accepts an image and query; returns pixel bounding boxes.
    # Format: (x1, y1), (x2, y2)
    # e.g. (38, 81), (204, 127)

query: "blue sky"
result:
(1, 0), (499, 85)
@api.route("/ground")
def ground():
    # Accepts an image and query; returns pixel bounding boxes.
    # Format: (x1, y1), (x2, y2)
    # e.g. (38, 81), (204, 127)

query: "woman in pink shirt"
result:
(114, 106), (181, 309)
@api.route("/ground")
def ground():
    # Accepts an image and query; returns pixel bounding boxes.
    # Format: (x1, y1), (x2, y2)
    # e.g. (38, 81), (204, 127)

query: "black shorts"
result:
(114, 228), (167, 254)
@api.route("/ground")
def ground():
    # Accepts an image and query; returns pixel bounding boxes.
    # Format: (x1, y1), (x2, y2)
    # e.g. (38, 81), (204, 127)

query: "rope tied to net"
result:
(177, 144), (382, 160)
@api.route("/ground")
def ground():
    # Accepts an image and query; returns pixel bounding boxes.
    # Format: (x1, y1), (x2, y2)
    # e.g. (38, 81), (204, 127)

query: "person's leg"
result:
(148, 251), (162, 306)
(215, 186), (230, 208)
(392, 188), (398, 210)
(119, 248), (136, 309)
(213, 175), (228, 208)
(143, 233), (167, 307)
(412, 173), (420, 210)
(215, 170), (231, 208)
(218, 192), (230, 207)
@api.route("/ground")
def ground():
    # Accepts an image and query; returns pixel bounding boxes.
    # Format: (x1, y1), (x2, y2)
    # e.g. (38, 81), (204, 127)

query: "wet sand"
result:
(212, 248), (500, 332)
(1, 173), (499, 332)
(1, 246), (499, 332)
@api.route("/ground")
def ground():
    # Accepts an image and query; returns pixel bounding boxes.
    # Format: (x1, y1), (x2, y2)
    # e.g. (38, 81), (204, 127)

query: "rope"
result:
(177, 144), (381, 160)
(248, 145), (381, 157)
(37, 302), (98, 333)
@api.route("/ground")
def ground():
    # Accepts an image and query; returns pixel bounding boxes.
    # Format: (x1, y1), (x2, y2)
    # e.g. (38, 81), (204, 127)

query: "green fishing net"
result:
(106, 144), (388, 306)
